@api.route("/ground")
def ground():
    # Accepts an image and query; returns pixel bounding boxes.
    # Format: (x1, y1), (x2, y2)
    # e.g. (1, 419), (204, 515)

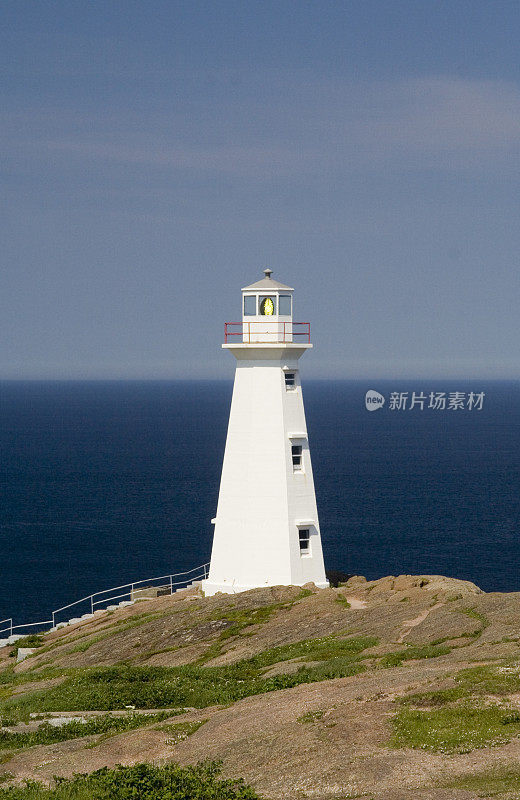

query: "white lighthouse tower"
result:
(202, 270), (328, 596)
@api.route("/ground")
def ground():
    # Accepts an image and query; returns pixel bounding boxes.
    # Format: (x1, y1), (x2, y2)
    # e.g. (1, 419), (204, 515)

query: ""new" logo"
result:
(365, 390), (385, 411)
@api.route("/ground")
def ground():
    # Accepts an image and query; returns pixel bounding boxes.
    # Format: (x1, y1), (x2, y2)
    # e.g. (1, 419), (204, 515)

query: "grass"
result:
(196, 601), (297, 664)
(9, 636), (44, 655)
(453, 607), (489, 638)
(0, 761), (260, 799)
(334, 595), (351, 609)
(195, 589), (316, 664)
(391, 704), (520, 753)
(379, 644), (451, 668)
(399, 687), (468, 707)
(297, 710), (324, 723)
(0, 672), (16, 688)
(0, 669), (67, 708)
(0, 635), (376, 718)
(24, 611), (168, 661)
(400, 660), (520, 710)
(66, 633), (111, 654)
(0, 712), (172, 752)
(455, 662), (520, 695)
(248, 634), (378, 669)
(439, 765), (520, 795)
(161, 720), (206, 745)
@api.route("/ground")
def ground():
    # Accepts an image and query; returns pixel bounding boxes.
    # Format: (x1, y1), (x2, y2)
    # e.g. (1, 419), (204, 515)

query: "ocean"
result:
(1, 379), (519, 626)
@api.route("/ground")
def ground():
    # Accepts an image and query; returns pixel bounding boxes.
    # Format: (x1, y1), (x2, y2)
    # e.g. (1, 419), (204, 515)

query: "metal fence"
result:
(224, 321), (311, 343)
(0, 563), (209, 641)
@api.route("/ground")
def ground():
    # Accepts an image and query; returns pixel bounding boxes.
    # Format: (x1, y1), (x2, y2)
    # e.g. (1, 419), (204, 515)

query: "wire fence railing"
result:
(0, 563), (209, 642)
(0, 619), (13, 639)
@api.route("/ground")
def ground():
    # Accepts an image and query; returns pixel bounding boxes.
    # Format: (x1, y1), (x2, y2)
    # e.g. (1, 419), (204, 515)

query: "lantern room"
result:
(241, 268), (293, 342)
(223, 268), (312, 344)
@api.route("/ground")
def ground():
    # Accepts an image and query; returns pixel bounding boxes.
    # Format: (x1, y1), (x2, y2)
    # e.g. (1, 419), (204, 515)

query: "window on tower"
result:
(299, 529), (310, 555)
(244, 295), (257, 316)
(284, 372), (296, 389)
(279, 295), (291, 315)
(292, 444), (303, 471)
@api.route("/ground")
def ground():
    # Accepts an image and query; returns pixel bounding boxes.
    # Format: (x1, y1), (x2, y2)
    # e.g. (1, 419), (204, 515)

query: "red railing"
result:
(224, 322), (310, 343)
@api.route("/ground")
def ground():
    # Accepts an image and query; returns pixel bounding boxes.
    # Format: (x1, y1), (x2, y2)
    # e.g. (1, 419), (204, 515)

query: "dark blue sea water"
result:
(1, 380), (519, 626)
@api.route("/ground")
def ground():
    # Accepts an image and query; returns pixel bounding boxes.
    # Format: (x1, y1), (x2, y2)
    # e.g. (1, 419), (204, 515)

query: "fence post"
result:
(170, 575), (173, 595)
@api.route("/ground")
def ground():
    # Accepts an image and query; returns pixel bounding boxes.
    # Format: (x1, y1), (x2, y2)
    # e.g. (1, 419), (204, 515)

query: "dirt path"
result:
(397, 601), (445, 643)
(345, 596), (367, 609)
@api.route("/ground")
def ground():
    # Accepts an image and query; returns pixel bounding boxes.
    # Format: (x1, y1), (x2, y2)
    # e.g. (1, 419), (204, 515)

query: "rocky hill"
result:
(1, 574), (520, 799)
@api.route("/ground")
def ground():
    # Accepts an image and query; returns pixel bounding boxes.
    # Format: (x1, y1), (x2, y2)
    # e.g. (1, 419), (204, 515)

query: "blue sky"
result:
(1, 0), (519, 378)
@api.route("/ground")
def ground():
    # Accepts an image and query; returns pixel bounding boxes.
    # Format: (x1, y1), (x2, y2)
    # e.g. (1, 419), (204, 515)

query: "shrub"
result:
(0, 761), (260, 799)
(380, 644), (451, 669)
(0, 712), (173, 751)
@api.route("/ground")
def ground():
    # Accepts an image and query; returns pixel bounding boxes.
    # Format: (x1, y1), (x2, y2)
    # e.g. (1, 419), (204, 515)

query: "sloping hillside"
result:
(2, 575), (520, 799)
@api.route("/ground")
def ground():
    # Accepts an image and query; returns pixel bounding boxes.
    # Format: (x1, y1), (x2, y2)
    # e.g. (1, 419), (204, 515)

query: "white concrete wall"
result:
(203, 344), (328, 595)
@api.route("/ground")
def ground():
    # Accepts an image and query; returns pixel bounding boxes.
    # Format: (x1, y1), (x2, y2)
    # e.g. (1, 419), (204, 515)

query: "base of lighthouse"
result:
(202, 343), (328, 597)
(203, 579), (329, 596)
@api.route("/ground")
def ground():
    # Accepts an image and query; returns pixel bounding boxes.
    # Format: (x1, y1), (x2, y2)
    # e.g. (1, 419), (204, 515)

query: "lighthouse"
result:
(202, 270), (328, 596)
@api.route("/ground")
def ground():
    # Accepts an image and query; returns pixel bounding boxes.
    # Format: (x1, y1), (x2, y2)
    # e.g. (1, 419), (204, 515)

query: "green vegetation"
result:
(440, 765), (520, 795)
(0, 761), (260, 799)
(400, 660), (520, 710)
(453, 607), (489, 638)
(247, 634), (377, 669)
(400, 687), (467, 707)
(391, 704), (520, 753)
(159, 720), (206, 745)
(334, 595), (351, 609)
(0, 635), (376, 719)
(196, 601), (297, 664)
(0, 712), (172, 752)
(379, 644), (451, 668)
(66, 633), (110, 654)
(0, 669), (67, 708)
(297, 710), (324, 724)
(195, 590), (318, 663)
(9, 636), (44, 654)
(23, 611), (168, 661)
(456, 663), (520, 695)
(0, 671), (15, 688)
(395, 658), (520, 753)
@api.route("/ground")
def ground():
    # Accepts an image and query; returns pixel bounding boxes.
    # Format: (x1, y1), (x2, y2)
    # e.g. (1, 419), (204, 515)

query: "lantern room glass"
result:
(243, 295), (257, 316)
(279, 295), (291, 316)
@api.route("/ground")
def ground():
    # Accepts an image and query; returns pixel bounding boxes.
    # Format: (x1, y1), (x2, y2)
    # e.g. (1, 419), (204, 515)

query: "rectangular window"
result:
(284, 372), (296, 389)
(299, 529), (310, 555)
(292, 444), (303, 471)
(244, 295), (257, 316)
(279, 295), (291, 315)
